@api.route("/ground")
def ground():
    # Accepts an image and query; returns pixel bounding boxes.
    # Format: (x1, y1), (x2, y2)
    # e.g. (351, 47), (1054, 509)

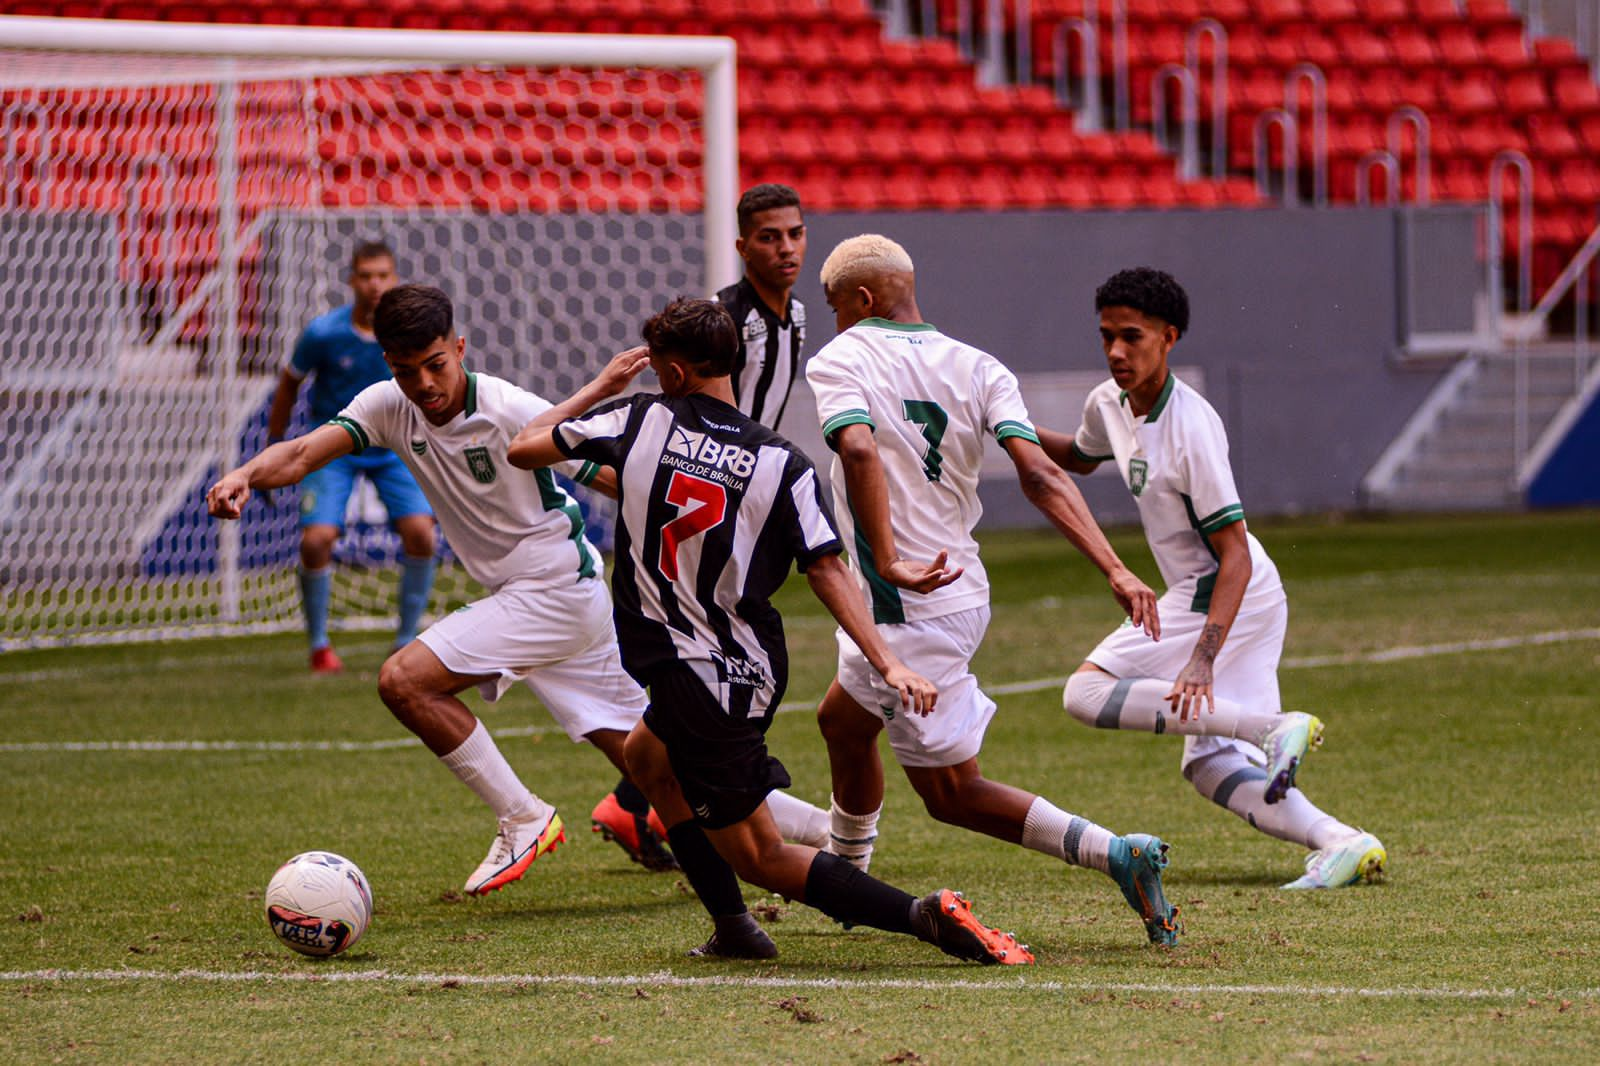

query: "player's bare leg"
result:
(816, 681), (888, 870)
(299, 522), (342, 673)
(379, 641), (563, 895)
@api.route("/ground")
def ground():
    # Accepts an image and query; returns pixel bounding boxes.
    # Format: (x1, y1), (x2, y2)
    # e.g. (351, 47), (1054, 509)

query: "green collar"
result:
(1120, 371), (1176, 422)
(464, 371), (479, 417)
(857, 316), (937, 333)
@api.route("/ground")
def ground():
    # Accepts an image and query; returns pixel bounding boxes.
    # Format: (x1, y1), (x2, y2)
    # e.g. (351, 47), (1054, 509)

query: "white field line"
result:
(4, 627), (1598, 756)
(1, 967), (1594, 1001)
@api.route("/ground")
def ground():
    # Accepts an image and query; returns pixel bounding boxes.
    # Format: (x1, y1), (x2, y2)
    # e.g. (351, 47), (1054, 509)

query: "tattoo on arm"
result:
(1193, 623), (1225, 663)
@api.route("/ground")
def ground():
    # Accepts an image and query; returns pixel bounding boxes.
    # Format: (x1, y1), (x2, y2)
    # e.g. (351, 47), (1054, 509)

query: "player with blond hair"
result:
(805, 234), (1183, 946)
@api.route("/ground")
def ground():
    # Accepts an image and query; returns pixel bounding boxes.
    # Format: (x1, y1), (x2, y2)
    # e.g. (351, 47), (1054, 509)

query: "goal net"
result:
(0, 17), (737, 650)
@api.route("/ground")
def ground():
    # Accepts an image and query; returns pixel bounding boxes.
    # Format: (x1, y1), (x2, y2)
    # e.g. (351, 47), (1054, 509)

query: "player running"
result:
(266, 240), (436, 673)
(208, 283), (678, 892)
(509, 298), (1033, 965)
(805, 235), (1182, 946)
(1043, 268), (1386, 890)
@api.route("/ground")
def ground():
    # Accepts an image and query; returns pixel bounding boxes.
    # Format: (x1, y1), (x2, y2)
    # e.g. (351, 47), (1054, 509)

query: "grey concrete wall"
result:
(790, 208), (1457, 526)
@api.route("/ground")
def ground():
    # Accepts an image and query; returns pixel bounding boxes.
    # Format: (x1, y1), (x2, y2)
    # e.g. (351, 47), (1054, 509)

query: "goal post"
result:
(0, 16), (738, 650)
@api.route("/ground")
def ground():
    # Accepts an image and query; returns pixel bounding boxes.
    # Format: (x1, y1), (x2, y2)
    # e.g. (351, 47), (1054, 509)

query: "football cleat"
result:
(309, 646), (344, 674)
(1260, 712), (1324, 804)
(590, 793), (679, 871)
(687, 923), (779, 960)
(1282, 831), (1387, 890)
(1108, 833), (1181, 946)
(911, 889), (1034, 966)
(464, 809), (565, 896)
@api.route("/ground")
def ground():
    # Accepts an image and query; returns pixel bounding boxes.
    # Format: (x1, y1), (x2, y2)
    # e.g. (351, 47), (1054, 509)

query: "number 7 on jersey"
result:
(658, 470), (727, 580)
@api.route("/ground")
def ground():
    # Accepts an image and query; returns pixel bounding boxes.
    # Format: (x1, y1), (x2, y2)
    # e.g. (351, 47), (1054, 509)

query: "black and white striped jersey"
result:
(553, 392), (841, 719)
(715, 277), (806, 431)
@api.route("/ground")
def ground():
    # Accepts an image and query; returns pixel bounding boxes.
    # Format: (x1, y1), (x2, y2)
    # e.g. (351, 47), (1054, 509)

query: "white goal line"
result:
(3, 627), (1597, 756)
(2, 967), (1593, 1002)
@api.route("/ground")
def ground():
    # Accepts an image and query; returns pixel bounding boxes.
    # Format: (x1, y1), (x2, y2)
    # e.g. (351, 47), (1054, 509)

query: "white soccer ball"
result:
(263, 851), (373, 958)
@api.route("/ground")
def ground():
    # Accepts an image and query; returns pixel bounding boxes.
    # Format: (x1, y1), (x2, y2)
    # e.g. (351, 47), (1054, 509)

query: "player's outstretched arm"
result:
(1033, 425), (1102, 475)
(805, 552), (938, 716)
(1002, 435), (1160, 640)
(831, 423), (962, 594)
(508, 346), (651, 468)
(1167, 521), (1252, 719)
(205, 424), (353, 520)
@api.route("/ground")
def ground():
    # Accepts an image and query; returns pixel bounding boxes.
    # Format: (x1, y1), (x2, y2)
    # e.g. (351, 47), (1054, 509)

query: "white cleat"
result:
(1282, 831), (1387, 889)
(464, 809), (566, 896)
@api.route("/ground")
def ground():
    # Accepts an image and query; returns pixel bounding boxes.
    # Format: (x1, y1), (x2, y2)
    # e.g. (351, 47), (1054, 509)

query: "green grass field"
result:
(4, 511), (1598, 1064)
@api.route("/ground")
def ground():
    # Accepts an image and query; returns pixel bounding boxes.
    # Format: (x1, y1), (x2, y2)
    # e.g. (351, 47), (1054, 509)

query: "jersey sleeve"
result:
(1071, 390), (1115, 463)
(779, 455), (844, 571)
(288, 325), (320, 379)
(505, 386), (602, 486)
(805, 343), (874, 448)
(553, 395), (641, 472)
(978, 356), (1039, 445)
(1176, 407), (1246, 535)
(328, 381), (397, 454)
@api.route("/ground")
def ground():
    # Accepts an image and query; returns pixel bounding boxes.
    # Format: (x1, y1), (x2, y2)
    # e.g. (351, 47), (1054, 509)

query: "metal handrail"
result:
(1186, 19), (1228, 179)
(1054, 17), (1102, 132)
(1387, 105), (1431, 206)
(955, 0), (975, 59)
(1284, 63), (1328, 206)
(979, 0), (1007, 86)
(1111, 0), (1129, 131)
(1014, 0), (1032, 86)
(1356, 150), (1399, 205)
(1253, 108), (1296, 203)
(1152, 64), (1200, 181)
(1487, 150), (1535, 474)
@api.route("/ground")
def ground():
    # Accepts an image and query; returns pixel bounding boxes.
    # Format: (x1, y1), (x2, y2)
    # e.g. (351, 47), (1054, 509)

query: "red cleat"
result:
(591, 793), (678, 871)
(309, 646), (344, 674)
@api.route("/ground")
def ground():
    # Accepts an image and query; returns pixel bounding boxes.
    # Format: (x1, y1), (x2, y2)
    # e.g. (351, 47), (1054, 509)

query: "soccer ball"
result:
(263, 851), (373, 958)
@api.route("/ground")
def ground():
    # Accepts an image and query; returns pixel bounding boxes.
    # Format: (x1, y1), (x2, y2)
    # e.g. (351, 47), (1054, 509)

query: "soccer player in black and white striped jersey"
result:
(509, 299), (1033, 965)
(714, 184), (807, 431)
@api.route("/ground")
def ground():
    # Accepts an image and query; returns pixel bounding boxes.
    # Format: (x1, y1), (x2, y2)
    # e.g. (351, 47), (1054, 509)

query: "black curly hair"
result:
(1094, 268), (1190, 336)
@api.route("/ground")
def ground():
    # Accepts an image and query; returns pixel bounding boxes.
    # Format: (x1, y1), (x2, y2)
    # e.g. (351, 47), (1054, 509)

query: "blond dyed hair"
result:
(818, 234), (915, 293)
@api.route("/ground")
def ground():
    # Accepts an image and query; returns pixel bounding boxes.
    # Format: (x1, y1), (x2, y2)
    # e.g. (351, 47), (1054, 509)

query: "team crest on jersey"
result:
(410, 439), (427, 456)
(1129, 458), (1149, 496)
(464, 445), (496, 484)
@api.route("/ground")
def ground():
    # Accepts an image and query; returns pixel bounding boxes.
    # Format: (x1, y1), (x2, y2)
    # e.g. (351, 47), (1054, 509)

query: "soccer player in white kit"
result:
(805, 235), (1184, 946)
(1043, 268), (1385, 890)
(207, 284), (665, 896)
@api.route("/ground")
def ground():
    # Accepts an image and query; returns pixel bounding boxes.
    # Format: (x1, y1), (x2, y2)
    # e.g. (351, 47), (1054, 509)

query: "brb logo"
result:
(666, 426), (756, 479)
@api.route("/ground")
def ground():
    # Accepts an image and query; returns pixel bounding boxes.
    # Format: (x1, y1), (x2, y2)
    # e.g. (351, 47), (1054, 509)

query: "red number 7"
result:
(658, 470), (727, 580)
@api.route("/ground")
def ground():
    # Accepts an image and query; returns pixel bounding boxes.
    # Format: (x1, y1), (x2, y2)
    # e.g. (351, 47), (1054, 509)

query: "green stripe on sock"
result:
(1096, 677), (1138, 729)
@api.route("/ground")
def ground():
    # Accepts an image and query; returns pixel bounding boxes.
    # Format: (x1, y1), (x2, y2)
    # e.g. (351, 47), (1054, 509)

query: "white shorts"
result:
(835, 606), (997, 769)
(1087, 587), (1288, 770)
(418, 576), (647, 744)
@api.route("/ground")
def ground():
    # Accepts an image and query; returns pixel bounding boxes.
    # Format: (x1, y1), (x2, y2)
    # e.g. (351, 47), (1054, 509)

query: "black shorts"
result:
(640, 666), (791, 830)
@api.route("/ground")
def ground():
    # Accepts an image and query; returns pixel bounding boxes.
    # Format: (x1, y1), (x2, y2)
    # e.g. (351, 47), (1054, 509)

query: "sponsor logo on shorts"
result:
(1129, 458), (1148, 496)
(464, 445), (496, 484)
(410, 439), (427, 456)
(693, 803), (712, 820)
(882, 703), (897, 721)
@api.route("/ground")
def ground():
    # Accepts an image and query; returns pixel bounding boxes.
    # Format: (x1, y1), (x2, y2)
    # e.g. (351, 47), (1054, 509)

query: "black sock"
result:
(802, 851), (916, 936)
(612, 777), (650, 816)
(666, 821), (747, 918)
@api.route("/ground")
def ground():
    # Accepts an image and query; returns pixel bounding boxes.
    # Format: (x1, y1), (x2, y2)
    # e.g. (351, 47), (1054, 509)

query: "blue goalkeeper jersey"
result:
(290, 305), (392, 427)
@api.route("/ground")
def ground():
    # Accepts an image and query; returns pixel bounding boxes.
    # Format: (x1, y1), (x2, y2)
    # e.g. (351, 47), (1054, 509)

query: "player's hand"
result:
(879, 551), (964, 595)
(593, 345), (653, 398)
(205, 472), (251, 520)
(1109, 566), (1160, 640)
(1166, 656), (1214, 721)
(882, 662), (938, 717)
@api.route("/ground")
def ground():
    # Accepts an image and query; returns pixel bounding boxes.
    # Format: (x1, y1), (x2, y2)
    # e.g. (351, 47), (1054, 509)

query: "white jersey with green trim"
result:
(1072, 372), (1281, 612)
(330, 372), (602, 594)
(806, 317), (1039, 624)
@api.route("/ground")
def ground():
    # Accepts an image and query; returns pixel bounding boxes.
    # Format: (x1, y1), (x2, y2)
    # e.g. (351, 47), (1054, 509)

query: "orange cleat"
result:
(309, 646), (344, 674)
(591, 793), (678, 871)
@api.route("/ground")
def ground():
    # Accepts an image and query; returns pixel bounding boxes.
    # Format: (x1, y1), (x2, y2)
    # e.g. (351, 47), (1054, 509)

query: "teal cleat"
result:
(1282, 831), (1387, 889)
(1260, 712), (1325, 804)
(1107, 834), (1181, 946)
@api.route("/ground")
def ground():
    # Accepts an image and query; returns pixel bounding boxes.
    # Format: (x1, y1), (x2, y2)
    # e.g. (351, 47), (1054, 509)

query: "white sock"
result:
(1064, 671), (1281, 743)
(826, 796), (881, 872)
(1185, 749), (1352, 850)
(1020, 796), (1115, 874)
(766, 790), (829, 848)
(439, 720), (547, 824)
